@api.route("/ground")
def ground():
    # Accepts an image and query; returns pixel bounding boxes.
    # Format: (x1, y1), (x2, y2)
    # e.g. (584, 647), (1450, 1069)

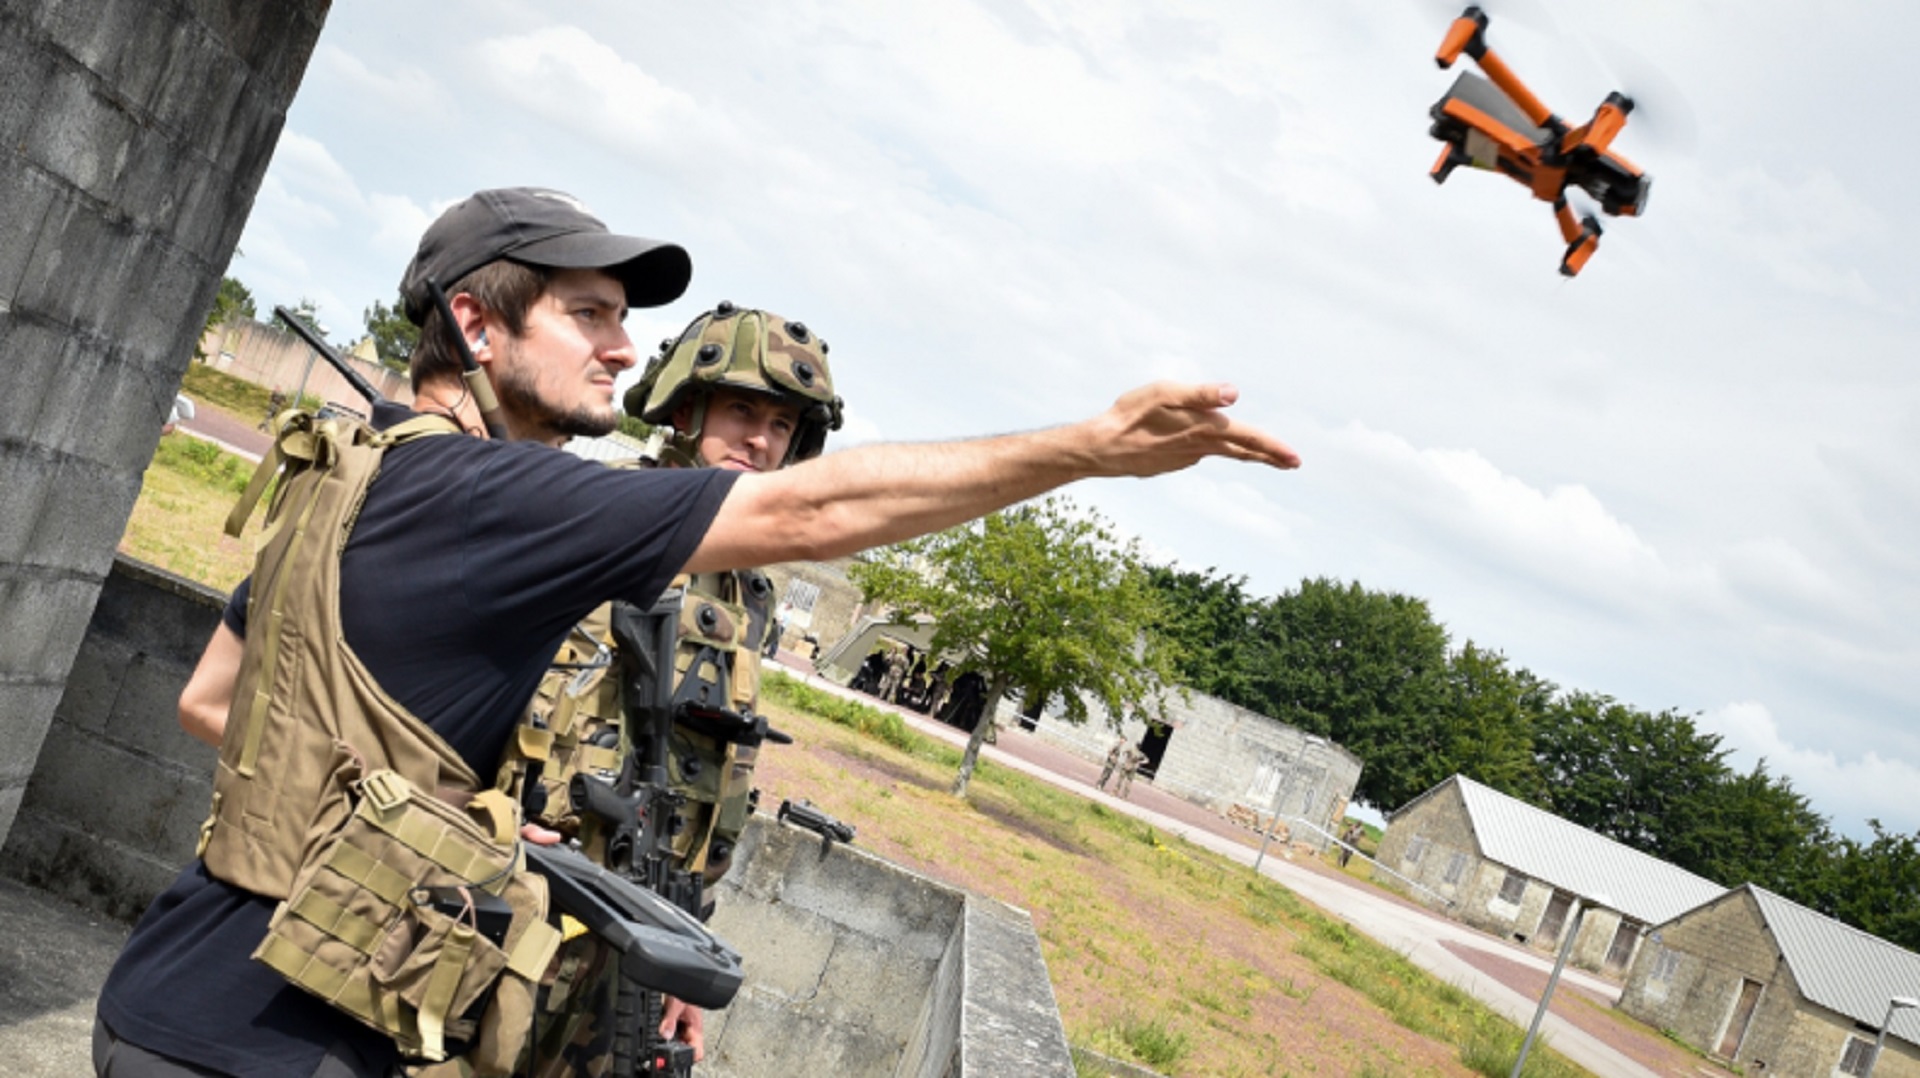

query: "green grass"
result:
(760, 668), (1599, 1077)
(182, 361), (320, 419)
(119, 432), (262, 591)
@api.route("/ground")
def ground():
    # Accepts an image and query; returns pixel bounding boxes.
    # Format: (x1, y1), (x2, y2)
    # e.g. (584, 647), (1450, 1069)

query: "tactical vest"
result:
(200, 412), (560, 1069)
(502, 566), (774, 888)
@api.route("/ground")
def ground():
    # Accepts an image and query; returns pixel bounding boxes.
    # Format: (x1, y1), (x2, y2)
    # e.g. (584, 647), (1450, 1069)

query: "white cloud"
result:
(1703, 701), (1920, 836)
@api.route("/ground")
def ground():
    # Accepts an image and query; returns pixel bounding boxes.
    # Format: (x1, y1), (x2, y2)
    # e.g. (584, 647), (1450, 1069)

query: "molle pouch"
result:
(674, 593), (746, 717)
(255, 770), (560, 1067)
(509, 663), (622, 838)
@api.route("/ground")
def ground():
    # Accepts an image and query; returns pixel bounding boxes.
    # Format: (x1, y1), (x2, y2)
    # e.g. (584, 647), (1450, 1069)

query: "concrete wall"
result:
(0, 0), (327, 851)
(762, 555), (866, 657)
(0, 557), (222, 920)
(1618, 891), (1780, 1063)
(1024, 690), (1362, 851)
(200, 316), (413, 410)
(709, 819), (1074, 1077)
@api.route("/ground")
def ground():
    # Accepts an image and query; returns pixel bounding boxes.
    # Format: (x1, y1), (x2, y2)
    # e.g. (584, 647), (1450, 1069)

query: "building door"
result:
(1603, 921), (1638, 973)
(1138, 722), (1171, 779)
(1536, 892), (1574, 949)
(1716, 979), (1763, 1059)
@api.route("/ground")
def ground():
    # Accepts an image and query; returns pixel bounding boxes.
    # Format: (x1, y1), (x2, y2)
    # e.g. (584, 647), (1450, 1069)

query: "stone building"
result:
(813, 620), (1362, 850)
(1377, 775), (1725, 976)
(1619, 885), (1920, 1077)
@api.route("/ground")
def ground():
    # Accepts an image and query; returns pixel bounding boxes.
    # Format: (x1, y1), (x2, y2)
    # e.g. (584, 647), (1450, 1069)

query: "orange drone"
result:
(1428, 6), (1651, 276)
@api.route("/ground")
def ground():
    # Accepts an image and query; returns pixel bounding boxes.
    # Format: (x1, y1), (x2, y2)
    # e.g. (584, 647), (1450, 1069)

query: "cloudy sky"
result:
(232, 0), (1918, 839)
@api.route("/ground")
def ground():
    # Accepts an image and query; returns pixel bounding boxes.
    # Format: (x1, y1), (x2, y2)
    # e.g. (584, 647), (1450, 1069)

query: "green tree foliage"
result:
(1433, 643), (1552, 804)
(195, 275), (256, 359)
(1251, 578), (1452, 810)
(849, 496), (1179, 797)
(1694, 762), (1834, 898)
(363, 293), (420, 373)
(1146, 565), (1266, 703)
(1817, 822), (1920, 952)
(1534, 693), (1729, 856)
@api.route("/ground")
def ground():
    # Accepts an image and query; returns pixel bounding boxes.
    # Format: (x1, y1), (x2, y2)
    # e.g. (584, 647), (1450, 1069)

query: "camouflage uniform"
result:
(504, 304), (841, 1076)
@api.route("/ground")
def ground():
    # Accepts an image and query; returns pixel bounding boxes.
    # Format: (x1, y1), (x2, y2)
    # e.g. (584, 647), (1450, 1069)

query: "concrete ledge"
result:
(706, 815), (1074, 1077)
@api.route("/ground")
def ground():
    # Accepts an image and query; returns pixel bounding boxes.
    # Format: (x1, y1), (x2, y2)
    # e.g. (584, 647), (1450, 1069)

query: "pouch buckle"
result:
(359, 770), (411, 814)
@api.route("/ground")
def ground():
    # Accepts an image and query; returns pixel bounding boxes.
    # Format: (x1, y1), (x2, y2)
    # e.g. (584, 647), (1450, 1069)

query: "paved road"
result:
(775, 662), (1663, 1078)
(175, 399), (271, 460)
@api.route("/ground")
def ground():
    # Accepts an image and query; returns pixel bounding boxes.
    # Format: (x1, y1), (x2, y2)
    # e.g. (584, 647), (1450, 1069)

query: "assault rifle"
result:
(570, 592), (806, 1075)
(274, 319), (745, 1076)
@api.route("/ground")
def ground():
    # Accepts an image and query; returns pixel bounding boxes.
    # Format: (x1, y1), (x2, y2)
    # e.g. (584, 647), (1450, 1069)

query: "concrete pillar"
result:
(0, 0), (328, 847)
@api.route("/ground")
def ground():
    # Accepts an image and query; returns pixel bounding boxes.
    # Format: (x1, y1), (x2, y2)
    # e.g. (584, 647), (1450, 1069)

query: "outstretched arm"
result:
(684, 382), (1298, 574)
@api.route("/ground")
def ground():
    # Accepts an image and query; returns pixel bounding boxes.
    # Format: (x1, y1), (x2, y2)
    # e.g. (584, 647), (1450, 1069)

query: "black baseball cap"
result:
(399, 187), (692, 324)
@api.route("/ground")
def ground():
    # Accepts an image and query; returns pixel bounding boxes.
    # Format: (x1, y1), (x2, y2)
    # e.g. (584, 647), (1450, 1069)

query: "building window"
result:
(784, 579), (820, 615)
(1497, 870), (1527, 903)
(1404, 835), (1429, 864)
(1649, 946), (1680, 983)
(1443, 852), (1468, 884)
(1839, 1035), (1877, 1077)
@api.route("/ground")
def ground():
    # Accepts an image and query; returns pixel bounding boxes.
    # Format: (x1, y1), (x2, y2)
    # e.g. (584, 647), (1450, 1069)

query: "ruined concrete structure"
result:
(0, 0), (328, 852)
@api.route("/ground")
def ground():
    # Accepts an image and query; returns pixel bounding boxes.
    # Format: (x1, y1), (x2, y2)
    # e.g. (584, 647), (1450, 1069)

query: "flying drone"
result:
(1428, 6), (1651, 276)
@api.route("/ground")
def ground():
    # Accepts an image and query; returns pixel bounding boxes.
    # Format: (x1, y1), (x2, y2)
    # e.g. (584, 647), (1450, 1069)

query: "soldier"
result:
(1116, 745), (1147, 799)
(504, 302), (843, 1075)
(1097, 739), (1126, 791)
(103, 186), (1299, 1078)
(877, 644), (908, 703)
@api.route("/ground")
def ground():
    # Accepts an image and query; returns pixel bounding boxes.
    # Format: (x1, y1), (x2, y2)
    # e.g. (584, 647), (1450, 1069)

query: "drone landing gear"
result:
(1554, 198), (1602, 277)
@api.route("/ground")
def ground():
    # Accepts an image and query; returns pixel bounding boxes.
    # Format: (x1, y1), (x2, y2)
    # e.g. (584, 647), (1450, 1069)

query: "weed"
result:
(1111, 1014), (1190, 1069)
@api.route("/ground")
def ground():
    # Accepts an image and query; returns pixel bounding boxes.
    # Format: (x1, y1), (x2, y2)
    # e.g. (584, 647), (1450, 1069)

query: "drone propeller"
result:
(1579, 34), (1699, 156)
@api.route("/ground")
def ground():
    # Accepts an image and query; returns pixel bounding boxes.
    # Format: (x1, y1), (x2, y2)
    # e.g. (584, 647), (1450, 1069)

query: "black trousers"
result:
(93, 1016), (394, 1077)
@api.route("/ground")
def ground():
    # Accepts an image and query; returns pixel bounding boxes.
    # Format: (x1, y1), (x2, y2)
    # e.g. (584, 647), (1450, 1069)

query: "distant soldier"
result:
(1338, 820), (1365, 867)
(1097, 739), (1126, 791)
(878, 645), (909, 703)
(1116, 745), (1147, 799)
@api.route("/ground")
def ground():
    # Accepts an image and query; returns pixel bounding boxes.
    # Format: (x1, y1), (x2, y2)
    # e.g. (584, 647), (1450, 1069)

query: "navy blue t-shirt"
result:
(98, 425), (735, 1077)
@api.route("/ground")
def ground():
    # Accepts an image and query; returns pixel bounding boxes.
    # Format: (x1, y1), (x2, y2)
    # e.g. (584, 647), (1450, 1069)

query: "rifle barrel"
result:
(272, 305), (384, 405)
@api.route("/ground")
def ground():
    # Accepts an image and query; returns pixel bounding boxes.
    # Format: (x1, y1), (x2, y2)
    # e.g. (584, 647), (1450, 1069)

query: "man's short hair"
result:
(409, 260), (553, 390)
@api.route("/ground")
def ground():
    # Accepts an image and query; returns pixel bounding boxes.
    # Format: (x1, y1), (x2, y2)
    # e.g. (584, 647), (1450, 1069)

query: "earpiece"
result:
(474, 329), (489, 348)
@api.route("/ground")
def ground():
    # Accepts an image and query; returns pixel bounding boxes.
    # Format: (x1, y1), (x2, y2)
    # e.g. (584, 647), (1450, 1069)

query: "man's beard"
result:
(491, 343), (619, 439)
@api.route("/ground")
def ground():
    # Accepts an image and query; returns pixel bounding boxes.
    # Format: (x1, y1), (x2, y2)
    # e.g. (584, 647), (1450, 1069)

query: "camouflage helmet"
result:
(625, 301), (842, 465)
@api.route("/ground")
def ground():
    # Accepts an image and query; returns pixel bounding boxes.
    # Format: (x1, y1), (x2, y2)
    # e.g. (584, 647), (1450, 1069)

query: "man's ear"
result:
(448, 293), (491, 361)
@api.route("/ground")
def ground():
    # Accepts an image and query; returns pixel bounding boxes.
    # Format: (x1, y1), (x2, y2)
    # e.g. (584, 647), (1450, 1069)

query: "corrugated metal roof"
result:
(1749, 885), (1920, 1046)
(562, 431), (653, 463)
(1447, 775), (1727, 925)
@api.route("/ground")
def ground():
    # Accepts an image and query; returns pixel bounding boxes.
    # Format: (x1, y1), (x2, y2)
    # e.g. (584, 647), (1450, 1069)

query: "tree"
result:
(1533, 692), (1732, 865)
(1250, 577), (1452, 810)
(195, 275), (256, 359)
(849, 496), (1180, 797)
(363, 293), (419, 373)
(1147, 565), (1270, 706)
(1818, 822), (1920, 952)
(1433, 642), (1551, 804)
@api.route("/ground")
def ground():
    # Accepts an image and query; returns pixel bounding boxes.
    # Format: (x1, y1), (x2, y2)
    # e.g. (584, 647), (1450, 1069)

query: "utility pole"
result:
(1253, 734), (1324, 874)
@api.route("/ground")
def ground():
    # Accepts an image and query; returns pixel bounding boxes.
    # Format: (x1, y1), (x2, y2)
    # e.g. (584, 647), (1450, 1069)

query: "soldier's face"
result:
(676, 387), (800, 472)
(488, 268), (637, 443)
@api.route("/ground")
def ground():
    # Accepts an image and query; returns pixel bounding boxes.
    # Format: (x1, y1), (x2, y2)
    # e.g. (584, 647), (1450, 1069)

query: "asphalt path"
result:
(772, 660), (1661, 1078)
